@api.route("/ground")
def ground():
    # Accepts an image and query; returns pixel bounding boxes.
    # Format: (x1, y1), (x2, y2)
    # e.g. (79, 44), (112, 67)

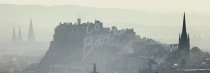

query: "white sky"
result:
(0, 0), (210, 50)
(0, 0), (210, 12)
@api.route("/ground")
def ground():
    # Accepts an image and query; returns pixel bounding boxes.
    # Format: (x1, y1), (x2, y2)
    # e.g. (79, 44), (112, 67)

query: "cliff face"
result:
(35, 19), (166, 73)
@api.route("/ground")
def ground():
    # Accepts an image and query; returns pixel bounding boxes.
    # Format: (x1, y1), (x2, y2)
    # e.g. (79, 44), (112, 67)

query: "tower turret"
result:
(91, 63), (99, 73)
(77, 18), (81, 25)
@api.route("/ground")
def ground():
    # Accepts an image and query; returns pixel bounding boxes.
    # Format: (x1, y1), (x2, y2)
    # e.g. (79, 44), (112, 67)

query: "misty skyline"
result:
(0, 1), (210, 73)
(1, 0), (210, 12)
(0, 4), (209, 51)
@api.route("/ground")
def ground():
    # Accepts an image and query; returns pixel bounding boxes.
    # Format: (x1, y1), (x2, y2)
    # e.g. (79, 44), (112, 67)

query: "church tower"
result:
(28, 18), (35, 42)
(91, 64), (99, 73)
(178, 13), (190, 68)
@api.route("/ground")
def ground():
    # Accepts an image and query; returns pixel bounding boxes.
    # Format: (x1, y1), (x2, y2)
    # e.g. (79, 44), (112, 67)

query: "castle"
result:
(36, 18), (139, 73)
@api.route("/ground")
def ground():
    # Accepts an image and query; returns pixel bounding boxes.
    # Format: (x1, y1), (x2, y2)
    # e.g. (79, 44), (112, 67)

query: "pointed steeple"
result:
(18, 26), (22, 42)
(178, 12), (190, 68)
(12, 26), (16, 42)
(182, 12), (187, 34)
(28, 18), (35, 42)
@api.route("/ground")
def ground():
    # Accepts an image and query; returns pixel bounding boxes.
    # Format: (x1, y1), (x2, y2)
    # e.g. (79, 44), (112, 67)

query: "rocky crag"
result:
(34, 19), (168, 73)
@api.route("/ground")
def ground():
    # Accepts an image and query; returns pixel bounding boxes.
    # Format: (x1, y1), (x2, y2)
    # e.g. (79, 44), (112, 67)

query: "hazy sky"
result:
(0, 0), (210, 12)
(0, 0), (210, 50)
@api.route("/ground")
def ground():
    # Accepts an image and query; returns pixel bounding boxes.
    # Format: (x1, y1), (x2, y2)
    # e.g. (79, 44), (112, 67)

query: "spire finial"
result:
(182, 12), (187, 34)
(30, 17), (32, 26)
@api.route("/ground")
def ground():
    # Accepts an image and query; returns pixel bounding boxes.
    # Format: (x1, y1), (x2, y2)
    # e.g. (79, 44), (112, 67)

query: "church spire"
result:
(178, 12), (190, 68)
(182, 12), (187, 34)
(28, 18), (35, 42)
(18, 26), (22, 42)
(12, 26), (16, 42)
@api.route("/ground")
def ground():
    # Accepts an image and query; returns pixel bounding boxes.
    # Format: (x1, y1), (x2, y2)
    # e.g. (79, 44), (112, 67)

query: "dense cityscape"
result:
(0, 1), (210, 73)
(1, 13), (210, 73)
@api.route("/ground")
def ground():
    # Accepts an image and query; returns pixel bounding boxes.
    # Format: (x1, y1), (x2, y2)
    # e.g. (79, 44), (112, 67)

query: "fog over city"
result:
(0, 0), (210, 73)
(0, 4), (210, 50)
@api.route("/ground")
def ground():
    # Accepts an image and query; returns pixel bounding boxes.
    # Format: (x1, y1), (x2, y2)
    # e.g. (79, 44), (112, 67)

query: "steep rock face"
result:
(36, 20), (138, 73)
(35, 19), (167, 73)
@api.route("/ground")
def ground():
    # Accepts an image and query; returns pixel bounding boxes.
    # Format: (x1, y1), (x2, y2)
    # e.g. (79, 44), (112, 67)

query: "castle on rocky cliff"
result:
(37, 18), (141, 73)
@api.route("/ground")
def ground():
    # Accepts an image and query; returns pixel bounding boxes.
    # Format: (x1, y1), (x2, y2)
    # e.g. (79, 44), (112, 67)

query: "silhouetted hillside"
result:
(31, 19), (169, 73)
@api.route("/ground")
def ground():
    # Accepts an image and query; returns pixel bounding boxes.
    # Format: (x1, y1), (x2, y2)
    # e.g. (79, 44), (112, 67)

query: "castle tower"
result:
(12, 26), (16, 42)
(17, 26), (22, 42)
(77, 18), (81, 25)
(91, 64), (99, 73)
(178, 13), (190, 68)
(28, 18), (35, 42)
